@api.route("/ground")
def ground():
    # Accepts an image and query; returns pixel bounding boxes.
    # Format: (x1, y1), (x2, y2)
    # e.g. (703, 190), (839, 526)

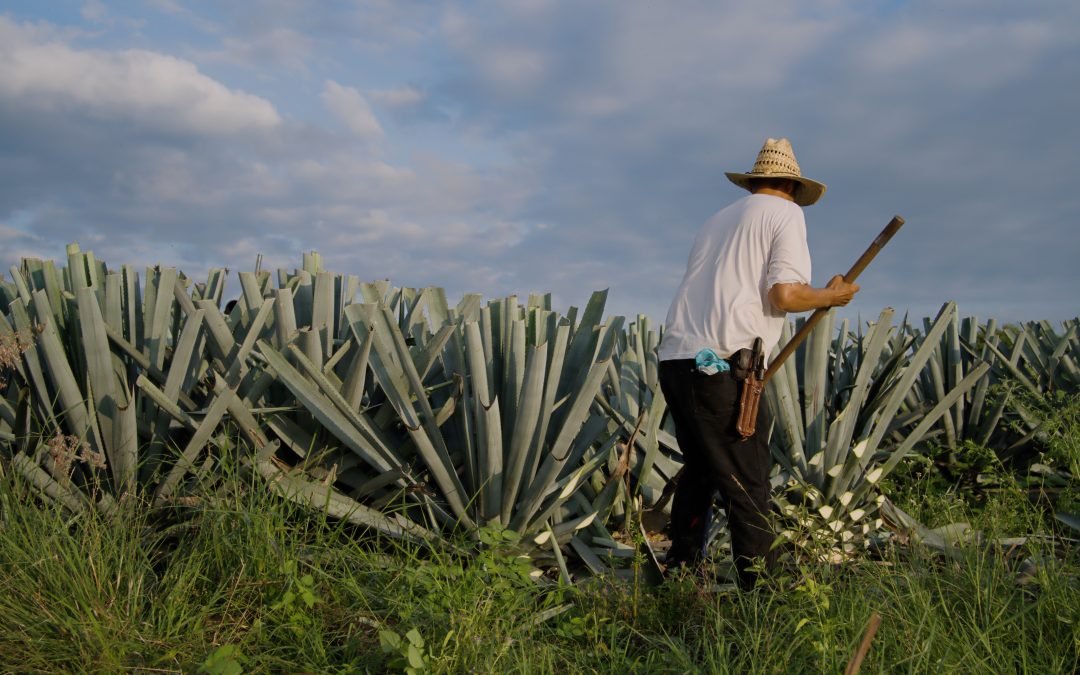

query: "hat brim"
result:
(725, 172), (827, 207)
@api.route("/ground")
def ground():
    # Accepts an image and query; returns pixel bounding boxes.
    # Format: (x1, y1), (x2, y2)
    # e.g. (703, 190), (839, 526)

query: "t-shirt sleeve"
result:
(766, 213), (812, 288)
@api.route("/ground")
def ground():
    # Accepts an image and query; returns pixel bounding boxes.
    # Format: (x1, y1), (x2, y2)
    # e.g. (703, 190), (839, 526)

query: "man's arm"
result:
(768, 275), (860, 313)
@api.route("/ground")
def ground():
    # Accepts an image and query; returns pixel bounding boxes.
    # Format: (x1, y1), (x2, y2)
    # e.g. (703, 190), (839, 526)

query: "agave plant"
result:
(2, 245), (216, 514)
(973, 318), (1079, 455)
(894, 309), (1080, 457)
(0, 246), (435, 540)
(763, 302), (992, 556)
(2, 245), (667, 572)
(245, 270), (637, 564)
(590, 314), (684, 517)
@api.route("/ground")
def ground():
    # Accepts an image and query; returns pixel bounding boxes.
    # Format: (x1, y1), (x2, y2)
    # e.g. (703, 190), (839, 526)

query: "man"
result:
(657, 137), (859, 589)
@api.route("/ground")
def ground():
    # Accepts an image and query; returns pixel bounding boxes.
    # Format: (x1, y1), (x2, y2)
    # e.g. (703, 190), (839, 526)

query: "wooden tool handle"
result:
(844, 215), (905, 283)
(763, 215), (904, 383)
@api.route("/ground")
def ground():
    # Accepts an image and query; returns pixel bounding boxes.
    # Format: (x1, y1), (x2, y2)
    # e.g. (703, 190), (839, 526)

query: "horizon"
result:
(9, 238), (1071, 332)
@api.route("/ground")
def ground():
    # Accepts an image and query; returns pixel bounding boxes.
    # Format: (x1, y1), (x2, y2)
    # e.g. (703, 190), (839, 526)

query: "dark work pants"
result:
(659, 359), (776, 588)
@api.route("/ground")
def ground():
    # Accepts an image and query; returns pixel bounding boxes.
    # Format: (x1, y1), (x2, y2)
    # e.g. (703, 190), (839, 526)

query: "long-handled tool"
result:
(736, 215), (905, 438)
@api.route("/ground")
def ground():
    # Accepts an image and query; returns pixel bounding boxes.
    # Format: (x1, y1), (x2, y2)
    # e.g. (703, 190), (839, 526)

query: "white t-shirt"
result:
(658, 193), (812, 362)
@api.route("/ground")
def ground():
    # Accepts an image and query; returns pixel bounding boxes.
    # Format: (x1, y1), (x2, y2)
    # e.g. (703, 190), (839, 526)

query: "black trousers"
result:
(659, 359), (776, 588)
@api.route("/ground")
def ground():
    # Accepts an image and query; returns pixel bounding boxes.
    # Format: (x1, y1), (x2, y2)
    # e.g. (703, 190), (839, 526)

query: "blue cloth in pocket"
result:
(694, 348), (730, 375)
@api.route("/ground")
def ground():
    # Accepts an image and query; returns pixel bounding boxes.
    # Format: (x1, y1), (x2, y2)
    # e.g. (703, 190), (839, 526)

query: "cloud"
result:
(204, 28), (315, 72)
(369, 85), (426, 109)
(1, 2), (1079, 326)
(436, 1), (843, 124)
(0, 15), (540, 304)
(146, 0), (221, 34)
(147, 0), (189, 15)
(853, 16), (1062, 92)
(81, 0), (108, 23)
(0, 17), (281, 136)
(192, 1), (439, 63)
(322, 81), (384, 139)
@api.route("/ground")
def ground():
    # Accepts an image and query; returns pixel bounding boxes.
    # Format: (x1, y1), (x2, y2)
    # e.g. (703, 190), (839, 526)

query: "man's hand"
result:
(825, 275), (860, 307)
(769, 275), (861, 313)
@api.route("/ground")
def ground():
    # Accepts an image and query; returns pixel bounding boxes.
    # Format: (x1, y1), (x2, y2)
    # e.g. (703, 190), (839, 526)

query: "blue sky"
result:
(1, 1), (1078, 325)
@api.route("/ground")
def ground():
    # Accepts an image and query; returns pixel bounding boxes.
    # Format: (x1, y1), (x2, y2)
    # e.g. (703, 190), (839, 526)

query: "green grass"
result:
(0, 460), (1077, 674)
(0, 390), (1076, 672)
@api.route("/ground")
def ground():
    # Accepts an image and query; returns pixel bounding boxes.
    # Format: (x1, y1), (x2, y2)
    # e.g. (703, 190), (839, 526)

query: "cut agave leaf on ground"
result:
(1056, 512), (1080, 533)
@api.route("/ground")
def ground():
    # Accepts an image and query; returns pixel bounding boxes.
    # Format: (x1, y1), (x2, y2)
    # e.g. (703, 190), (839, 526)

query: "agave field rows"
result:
(0, 245), (1076, 571)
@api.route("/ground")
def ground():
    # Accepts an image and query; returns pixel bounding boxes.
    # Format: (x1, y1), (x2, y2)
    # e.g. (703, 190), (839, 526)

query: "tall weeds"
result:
(1, 458), (1076, 672)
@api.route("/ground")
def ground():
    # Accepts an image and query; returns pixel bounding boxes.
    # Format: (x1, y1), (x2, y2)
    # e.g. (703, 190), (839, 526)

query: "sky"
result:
(1, 0), (1078, 326)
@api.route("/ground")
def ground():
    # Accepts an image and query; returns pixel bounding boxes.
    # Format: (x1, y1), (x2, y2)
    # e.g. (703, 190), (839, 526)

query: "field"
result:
(1, 250), (1078, 672)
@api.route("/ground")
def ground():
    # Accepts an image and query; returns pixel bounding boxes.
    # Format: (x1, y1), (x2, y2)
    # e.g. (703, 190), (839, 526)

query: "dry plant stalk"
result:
(47, 434), (106, 476)
(0, 325), (41, 386)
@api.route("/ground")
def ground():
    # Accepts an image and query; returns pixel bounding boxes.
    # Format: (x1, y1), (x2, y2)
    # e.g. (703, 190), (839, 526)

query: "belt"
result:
(662, 347), (753, 376)
(662, 357), (734, 369)
(663, 348), (751, 366)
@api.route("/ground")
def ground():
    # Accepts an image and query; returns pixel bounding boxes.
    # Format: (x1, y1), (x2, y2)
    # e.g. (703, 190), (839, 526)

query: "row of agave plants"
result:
(0, 244), (1075, 572)
(608, 303), (1076, 559)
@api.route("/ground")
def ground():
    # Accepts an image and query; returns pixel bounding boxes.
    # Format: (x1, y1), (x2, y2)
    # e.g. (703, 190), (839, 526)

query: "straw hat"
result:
(725, 137), (826, 207)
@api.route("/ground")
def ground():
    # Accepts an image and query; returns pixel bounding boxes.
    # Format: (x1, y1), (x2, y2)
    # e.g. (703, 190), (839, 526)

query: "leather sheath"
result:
(736, 374), (763, 439)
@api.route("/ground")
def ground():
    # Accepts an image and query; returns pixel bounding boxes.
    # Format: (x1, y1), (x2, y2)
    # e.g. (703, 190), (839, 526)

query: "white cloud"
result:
(81, 0), (108, 23)
(0, 222), (52, 266)
(854, 18), (1059, 91)
(477, 46), (549, 91)
(147, 0), (189, 15)
(146, 0), (221, 35)
(605, 2), (841, 93)
(0, 17), (281, 135)
(369, 85), (426, 108)
(441, 8), (551, 93)
(321, 81), (384, 139)
(205, 27), (314, 71)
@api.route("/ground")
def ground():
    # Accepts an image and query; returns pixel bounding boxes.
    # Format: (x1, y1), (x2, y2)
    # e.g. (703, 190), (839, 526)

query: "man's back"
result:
(659, 193), (811, 362)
